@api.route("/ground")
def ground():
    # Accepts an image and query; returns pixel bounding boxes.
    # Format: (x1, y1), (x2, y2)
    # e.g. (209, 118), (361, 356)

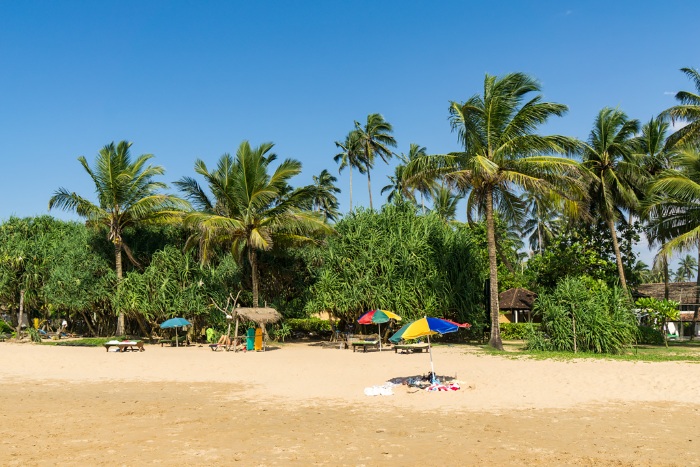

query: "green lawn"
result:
(475, 339), (700, 363)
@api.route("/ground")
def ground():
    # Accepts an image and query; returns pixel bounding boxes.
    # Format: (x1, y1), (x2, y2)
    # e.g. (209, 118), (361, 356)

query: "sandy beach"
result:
(1, 341), (698, 466)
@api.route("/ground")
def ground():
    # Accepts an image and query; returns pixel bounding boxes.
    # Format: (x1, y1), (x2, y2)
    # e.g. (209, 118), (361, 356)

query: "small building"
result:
(635, 282), (700, 338)
(499, 288), (537, 323)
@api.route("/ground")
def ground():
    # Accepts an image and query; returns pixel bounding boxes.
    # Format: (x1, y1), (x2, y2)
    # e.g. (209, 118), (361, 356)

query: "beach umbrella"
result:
(357, 309), (401, 351)
(390, 317), (461, 379)
(160, 317), (191, 347)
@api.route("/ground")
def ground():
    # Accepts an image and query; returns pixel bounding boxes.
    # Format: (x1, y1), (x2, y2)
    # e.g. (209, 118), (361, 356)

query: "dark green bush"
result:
(637, 325), (664, 345)
(500, 323), (540, 340)
(0, 321), (13, 333)
(285, 318), (333, 334)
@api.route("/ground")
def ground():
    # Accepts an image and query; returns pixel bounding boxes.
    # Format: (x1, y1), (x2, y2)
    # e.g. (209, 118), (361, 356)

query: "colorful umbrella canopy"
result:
(400, 317), (458, 340)
(389, 317), (465, 380)
(357, 309), (401, 351)
(357, 309), (401, 324)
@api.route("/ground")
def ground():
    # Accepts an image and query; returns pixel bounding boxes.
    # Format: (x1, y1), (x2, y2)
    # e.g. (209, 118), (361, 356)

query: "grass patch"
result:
(476, 339), (700, 362)
(44, 337), (117, 347)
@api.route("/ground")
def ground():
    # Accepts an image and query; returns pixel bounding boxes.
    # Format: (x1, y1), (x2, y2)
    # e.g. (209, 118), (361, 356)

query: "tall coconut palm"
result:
(675, 254), (698, 282)
(175, 141), (332, 307)
(403, 144), (433, 212)
(405, 72), (583, 350)
(662, 67), (700, 148)
(354, 113), (397, 210)
(333, 130), (365, 212)
(581, 107), (642, 291)
(644, 147), (700, 334)
(311, 169), (341, 221)
(380, 154), (413, 204)
(520, 192), (563, 254)
(49, 141), (187, 335)
(431, 184), (462, 222)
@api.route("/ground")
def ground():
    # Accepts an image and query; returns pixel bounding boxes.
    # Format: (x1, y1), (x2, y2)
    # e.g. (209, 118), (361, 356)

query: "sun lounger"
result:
(104, 340), (145, 352)
(351, 339), (380, 352)
(394, 343), (429, 354)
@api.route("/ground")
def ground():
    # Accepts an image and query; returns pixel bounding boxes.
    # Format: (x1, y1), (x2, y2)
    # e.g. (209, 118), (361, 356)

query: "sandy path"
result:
(1, 342), (698, 465)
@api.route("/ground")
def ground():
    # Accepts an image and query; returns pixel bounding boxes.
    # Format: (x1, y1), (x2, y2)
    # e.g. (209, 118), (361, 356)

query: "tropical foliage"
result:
(48, 141), (187, 334)
(305, 203), (486, 327)
(405, 72), (583, 350)
(175, 141), (332, 307)
(527, 277), (637, 354)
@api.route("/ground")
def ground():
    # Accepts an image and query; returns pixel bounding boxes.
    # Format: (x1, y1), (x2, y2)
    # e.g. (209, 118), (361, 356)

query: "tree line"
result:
(2, 69), (700, 349)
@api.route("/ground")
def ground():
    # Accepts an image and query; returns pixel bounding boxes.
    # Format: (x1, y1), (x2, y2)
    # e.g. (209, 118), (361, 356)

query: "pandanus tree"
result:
(581, 107), (642, 292)
(405, 72), (583, 350)
(354, 113), (397, 210)
(175, 141), (332, 308)
(49, 141), (187, 335)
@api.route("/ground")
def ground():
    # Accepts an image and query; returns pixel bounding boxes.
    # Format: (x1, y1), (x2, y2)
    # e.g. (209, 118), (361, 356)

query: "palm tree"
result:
(405, 72), (583, 350)
(49, 141), (187, 335)
(644, 147), (700, 331)
(380, 154), (413, 204)
(354, 113), (397, 210)
(404, 144), (433, 212)
(334, 130), (365, 212)
(175, 141), (332, 307)
(431, 185), (462, 222)
(662, 67), (700, 148)
(581, 107), (642, 291)
(675, 254), (698, 282)
(311, 169), (341, 221)
(520, 193), (563, 254)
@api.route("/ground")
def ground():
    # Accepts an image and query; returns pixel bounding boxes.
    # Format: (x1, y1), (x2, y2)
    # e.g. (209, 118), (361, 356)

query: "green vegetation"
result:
(527, 277), (637, 354)
(305, 203), (485, 327)
(2, 68), (700, 359)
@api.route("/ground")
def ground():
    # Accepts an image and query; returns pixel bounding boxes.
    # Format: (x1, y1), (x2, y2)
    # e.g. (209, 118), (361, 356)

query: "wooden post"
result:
(233, 314), (240, 353)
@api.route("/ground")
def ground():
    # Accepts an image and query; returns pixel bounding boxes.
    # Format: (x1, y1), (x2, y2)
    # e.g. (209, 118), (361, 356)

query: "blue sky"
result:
(1, 1), (699, 268)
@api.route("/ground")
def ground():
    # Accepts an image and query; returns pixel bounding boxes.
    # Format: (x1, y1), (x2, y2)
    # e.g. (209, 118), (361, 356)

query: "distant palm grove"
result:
(3, 69), (700, 351)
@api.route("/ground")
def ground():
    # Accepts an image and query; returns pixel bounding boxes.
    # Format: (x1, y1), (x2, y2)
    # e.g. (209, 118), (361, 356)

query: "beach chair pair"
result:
(104, 340), (145, 352)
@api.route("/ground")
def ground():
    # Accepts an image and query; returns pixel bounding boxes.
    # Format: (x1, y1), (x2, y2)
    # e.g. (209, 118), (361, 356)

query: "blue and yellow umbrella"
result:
(389, 317), (464, 377)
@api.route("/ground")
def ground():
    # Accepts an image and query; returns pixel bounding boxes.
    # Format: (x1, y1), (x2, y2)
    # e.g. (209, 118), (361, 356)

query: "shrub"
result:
(0, 320), (13, 333)
(500, 323), (539, 340)
(637, 325), (664, 345)
(526, 277), (637, 354)
(285, 318), (333, 335)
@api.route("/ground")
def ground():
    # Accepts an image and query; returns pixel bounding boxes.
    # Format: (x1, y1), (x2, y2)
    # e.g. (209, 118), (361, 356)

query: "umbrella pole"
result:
(176, 327), (179, 348)
(378, 323), (381, 351)
(428, 334), (435, 381)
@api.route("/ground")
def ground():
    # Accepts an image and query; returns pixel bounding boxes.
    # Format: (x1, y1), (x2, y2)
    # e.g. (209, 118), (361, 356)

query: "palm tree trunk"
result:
(367, 170), (373, 210)
(248, 247), (259, 308)
(692, 244), (700, 340)
(349, 168), (353, 212)
(115, 241), (125, 336)
(663, 253), (669, 301)
(606, 218), (628, 291)
(485, 189), (503, 350)
(16, 289), (25, 340)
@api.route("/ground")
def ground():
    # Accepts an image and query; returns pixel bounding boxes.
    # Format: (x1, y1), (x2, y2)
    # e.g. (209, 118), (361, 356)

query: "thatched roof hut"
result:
(498, 288), (537, 324)
(235, 307), (282, 325)
(499, 288), (537, 311)
(635, 282), (700, 321)
(635, 282), (699, 304)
